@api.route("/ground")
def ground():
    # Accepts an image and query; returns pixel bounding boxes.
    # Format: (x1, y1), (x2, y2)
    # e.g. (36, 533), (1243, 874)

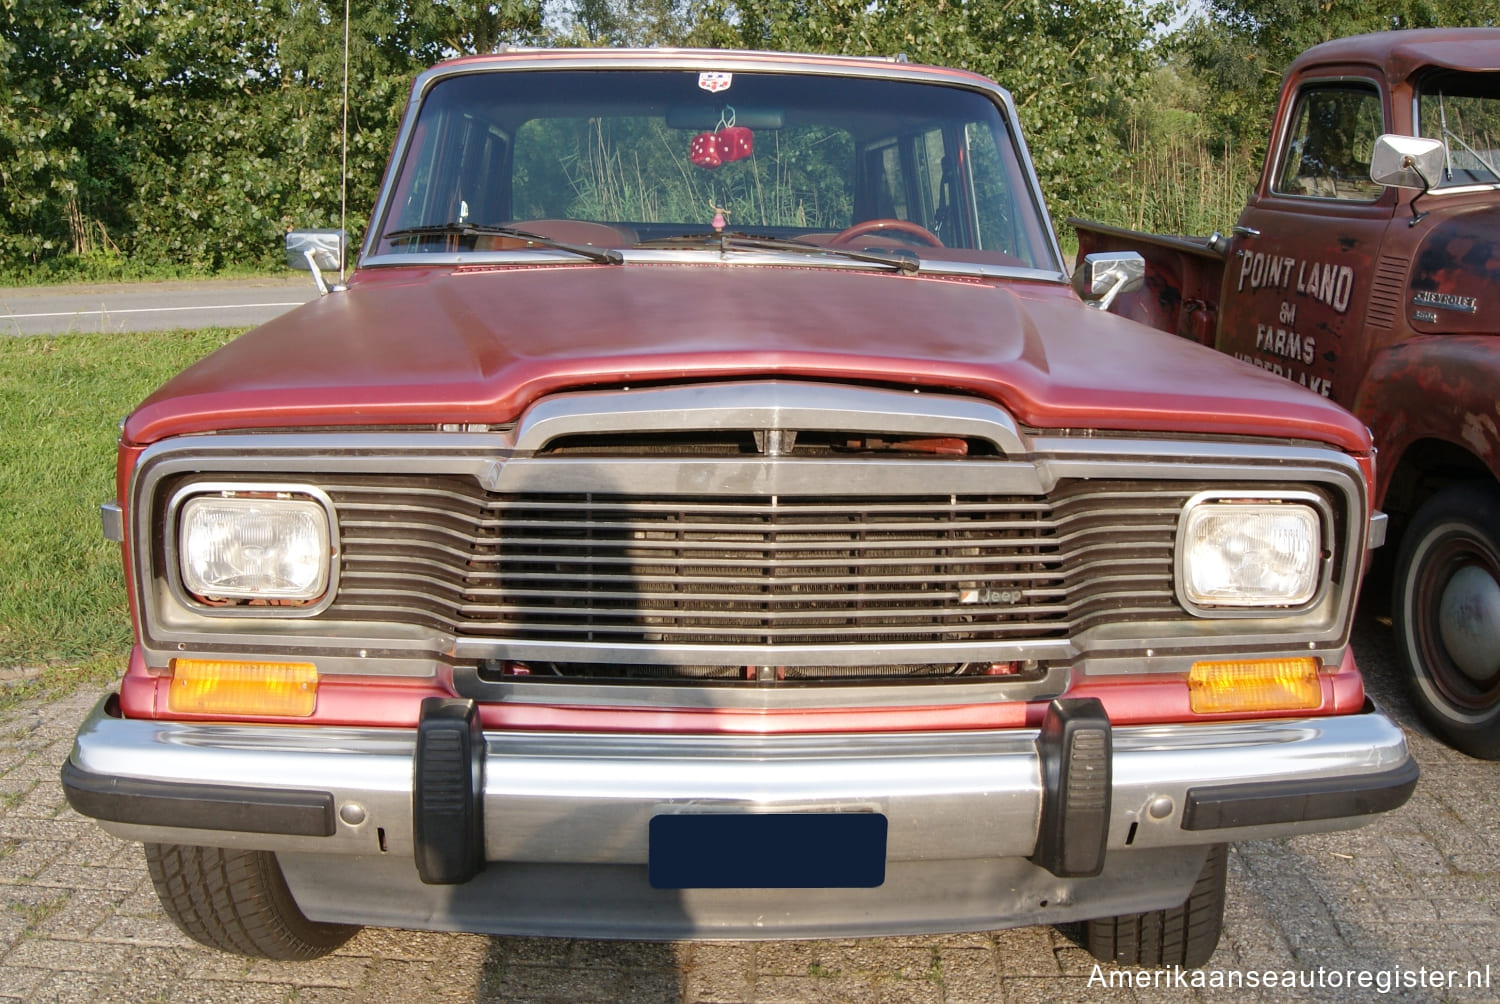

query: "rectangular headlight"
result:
(179, 493), (331, 602)
(1179, 497), (1322, 609)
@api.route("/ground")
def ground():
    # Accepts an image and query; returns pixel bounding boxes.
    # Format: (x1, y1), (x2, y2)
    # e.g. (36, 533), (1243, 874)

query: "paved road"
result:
(3, 611), (1497, 1003)
(0, 277), (318, 336)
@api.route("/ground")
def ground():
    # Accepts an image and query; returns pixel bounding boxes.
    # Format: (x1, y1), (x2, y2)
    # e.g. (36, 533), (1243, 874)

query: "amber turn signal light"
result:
(1187, 658), (1321, 714)
(168, 659), (319, 717)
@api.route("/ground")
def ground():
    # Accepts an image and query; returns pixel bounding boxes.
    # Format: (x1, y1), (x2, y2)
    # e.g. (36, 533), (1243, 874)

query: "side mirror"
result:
(1072, 251), (1145, 312)
(1370, 134), (1444, 191)
(285, 229), (346, 295)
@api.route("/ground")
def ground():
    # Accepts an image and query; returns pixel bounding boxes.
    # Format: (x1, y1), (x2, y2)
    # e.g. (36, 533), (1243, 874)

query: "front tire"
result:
(1391, 483), (1500, 760)
(1081, 844), (1227, 968)
(145, 843), (360, 959)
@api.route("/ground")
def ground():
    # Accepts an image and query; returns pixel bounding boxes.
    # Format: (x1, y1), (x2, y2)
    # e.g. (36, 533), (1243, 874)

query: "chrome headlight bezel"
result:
(1174, 490), (1331, 618)
(166, 483), (340, 617)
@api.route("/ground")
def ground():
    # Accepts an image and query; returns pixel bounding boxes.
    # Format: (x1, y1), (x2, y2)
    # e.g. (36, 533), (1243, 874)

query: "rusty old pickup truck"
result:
(1074, 28), (1500, 760)
(63, 48), (1414, 965)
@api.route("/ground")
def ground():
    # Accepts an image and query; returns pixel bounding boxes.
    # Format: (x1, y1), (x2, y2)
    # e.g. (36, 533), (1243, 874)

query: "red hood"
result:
(124, 262), (1370, 453)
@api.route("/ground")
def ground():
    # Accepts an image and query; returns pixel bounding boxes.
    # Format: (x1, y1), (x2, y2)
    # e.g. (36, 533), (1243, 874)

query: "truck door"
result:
(1216, 75), (1398, 406)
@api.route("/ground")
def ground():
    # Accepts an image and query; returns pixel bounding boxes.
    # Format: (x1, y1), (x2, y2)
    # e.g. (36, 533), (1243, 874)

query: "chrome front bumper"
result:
(63, 695), (1415, 939)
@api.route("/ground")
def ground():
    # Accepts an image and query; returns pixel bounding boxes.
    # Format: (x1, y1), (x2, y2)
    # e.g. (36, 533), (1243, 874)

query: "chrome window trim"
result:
(358, 249), (1069, 284)
(1172, 489), (1335, 618)
(163, 482), (342, 619)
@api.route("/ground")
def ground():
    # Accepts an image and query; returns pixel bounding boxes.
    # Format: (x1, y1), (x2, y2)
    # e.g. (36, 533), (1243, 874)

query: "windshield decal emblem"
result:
(698, 72), (733, 93)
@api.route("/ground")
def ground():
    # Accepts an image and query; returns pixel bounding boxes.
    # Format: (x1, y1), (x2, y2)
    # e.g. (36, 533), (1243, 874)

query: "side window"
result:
(1274, 84), (1385, 201)
(863, 141), (909, 219)
(860, 129), (962, 241)
(390, 112), (509, 230)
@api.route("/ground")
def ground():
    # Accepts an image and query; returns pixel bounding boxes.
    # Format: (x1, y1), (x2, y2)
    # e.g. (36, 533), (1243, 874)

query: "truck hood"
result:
(124, 263), (1370, 453)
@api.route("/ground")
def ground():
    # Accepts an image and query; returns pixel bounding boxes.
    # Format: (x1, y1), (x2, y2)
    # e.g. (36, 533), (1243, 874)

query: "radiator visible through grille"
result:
(321, 476), (1189, 647)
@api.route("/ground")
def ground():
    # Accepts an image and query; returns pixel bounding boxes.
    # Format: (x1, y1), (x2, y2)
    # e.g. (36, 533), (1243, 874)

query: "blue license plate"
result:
(648, 812), (887, 889)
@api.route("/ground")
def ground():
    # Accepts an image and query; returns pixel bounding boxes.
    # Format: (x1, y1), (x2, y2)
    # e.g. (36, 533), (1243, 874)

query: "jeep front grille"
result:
(320, 476), (1187, 646)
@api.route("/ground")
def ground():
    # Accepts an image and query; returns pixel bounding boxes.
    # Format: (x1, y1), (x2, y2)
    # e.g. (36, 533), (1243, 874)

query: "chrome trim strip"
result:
(1369, 510), (1389, 550)
(100, 501), (123, 543)
(358, 248), (1068, 283)
(512, 380), (1028, 454)
(70, 697), (1411, 860)
(483, 457), (1046, 495)
(449, 638), (1077, 670)
(448, 664), (1068, 709)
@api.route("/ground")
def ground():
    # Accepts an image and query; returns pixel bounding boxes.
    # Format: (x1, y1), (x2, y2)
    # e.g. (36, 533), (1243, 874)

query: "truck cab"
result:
(1075, 28), (1500, 759)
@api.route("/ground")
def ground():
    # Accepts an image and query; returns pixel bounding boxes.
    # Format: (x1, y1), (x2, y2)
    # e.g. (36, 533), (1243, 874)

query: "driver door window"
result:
(1274, 84), (1385, 201)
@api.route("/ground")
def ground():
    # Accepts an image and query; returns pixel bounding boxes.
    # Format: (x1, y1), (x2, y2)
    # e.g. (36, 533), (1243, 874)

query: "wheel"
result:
(145, 843), (360, 959)
(1391, 483), (1500, 759)
(828, 218), (944, 247)
(1082, 844), (1226, 968)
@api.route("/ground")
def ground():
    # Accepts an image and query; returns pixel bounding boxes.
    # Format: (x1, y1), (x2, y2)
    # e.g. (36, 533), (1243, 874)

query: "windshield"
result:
(373, 67), (1056, 270)
(1417, 70), (1500, 188)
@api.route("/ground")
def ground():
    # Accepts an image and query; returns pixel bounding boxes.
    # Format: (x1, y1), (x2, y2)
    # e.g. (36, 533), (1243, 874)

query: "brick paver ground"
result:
(3, 610), (1496, 1003)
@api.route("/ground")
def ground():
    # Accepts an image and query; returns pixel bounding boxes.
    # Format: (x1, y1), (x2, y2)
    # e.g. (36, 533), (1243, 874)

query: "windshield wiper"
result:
(381, 223), (623, 264)
(638, 232), (920, 275)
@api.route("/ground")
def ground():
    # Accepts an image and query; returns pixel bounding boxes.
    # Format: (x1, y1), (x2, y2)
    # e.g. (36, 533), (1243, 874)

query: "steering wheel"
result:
(828, 218), (944, 247)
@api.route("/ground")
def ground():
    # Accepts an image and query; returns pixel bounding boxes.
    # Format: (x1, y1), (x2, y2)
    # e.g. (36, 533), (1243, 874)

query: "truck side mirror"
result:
(1369, 134), (1444, 191)
(285, 229), (347, 295)
(1072, 251), (1145, 312)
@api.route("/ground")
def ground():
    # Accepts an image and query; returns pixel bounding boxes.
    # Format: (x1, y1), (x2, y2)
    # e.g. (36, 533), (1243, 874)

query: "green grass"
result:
(0, 328), (243, 701)
(0, 252), (283, 288)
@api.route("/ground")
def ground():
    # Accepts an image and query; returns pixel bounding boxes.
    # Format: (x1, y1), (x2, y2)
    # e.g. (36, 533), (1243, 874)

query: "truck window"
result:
(1417, 70), (1500, 188)
(858, 126), (978, 247)
(1274, 84), (1385, 201)
(389, 111), (511, 232)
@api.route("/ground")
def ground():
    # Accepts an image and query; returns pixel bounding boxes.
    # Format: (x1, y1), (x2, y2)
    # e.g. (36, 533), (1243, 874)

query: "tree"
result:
(0, 1), (548, 276)
(0, 1), (147, 265)
(555, 0), (694, 46)
(1177, 0), (1500, 154)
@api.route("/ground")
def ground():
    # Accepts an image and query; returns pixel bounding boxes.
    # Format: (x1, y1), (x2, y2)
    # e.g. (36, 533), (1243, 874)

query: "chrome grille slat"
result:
(340, 575), (1072, 605)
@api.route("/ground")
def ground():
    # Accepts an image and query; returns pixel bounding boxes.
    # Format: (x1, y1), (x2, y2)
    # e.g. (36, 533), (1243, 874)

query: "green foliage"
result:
(555, 0), (694, 45)
(1176, 0), (1500, 156)
(0, 2), (544, 277)
(1101, 63), (1260, 236)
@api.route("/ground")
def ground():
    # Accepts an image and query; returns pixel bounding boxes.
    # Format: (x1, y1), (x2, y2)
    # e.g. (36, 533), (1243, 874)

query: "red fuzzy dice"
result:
(689, 132), (722, 168)
(718, 126), (754, 162)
